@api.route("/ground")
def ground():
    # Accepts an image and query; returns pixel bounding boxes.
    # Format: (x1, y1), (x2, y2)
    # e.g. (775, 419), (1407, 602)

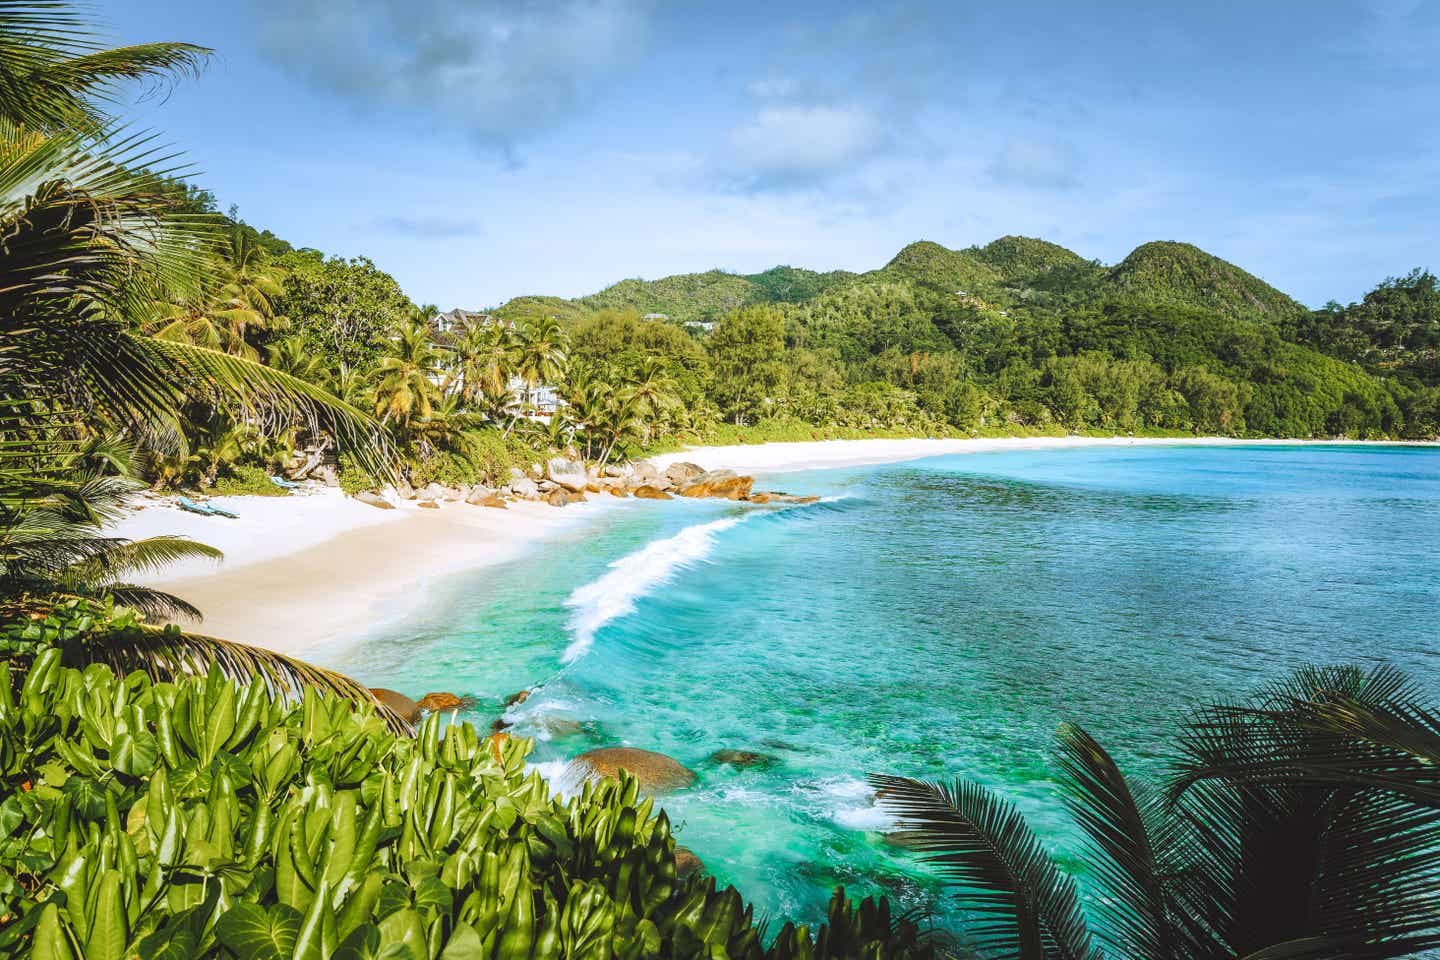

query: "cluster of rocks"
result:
(369, 687), (476, 724)
(353, 457), (820, 511)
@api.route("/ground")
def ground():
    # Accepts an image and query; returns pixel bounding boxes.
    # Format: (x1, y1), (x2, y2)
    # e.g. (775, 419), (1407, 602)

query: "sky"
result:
(104, 0), (1438, 310)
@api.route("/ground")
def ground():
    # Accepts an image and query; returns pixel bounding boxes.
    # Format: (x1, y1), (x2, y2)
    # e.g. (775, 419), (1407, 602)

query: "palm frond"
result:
(83, 621), (414, 735)
(1054, 722), (1205, 960)
(0, 2), (210, 132)
(1169, 664), (1440, 958)
(869, 773), (1099, 960)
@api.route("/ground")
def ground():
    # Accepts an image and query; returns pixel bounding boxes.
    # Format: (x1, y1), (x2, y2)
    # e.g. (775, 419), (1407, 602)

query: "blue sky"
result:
(105, 1), (1437, 310)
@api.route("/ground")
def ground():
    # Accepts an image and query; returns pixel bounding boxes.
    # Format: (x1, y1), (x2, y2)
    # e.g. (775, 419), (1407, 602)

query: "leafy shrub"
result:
(211, 465), (289, 498)
(0, 607), (931, 959)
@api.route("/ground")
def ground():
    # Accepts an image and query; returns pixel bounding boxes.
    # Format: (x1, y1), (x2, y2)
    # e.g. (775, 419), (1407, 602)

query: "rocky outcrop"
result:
(709, 749), (779, 769)
(416, 499), (440, 509)
(630, 461), (661, 487)
(632, 485), (672, 500)
(353, 491), (395, 510)
(479, 495), (508, 509)
(510, 477), (540, 499)
(570, 747), (697, 793)
(417, 691), (476, 712)
(546, 488), (587, 507)
(464, 485), (496, 505)
(546, 456), (589, 492)
(370, 688), (420, 723)
(677, 469), (753, 501)
(663, 461), (704, 486)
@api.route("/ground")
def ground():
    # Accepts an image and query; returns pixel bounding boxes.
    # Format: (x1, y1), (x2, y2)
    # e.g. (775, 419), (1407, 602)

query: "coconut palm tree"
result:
(455, 322), (517, 405)
(627, 356), (677, 444)
(871, 664), (1440, 960)
(148, 227), (286, 358)
(514, 315), (567, 414)
(372, 318), (443, 430)
(0, 1), (399, 719)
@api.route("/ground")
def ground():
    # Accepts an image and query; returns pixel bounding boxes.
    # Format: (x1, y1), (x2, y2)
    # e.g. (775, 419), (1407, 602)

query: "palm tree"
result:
(597, 388), (644, 467)
(148, 227), (286, 358)
(0, 2), (400, 720)
(514, 315), (567, 414)
(627, 356), (676, 445)
(871, 664), (1440, 959)
(454, 322), (517, 406)
(372, 318), (443, 430)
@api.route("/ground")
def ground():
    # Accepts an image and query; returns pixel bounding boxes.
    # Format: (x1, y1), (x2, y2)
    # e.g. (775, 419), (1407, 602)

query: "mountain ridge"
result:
(497, 235), (1306, 325)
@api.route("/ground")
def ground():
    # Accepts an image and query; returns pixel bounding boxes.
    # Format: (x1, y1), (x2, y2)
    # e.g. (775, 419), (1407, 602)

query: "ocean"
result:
(332, 443), (1440, 930)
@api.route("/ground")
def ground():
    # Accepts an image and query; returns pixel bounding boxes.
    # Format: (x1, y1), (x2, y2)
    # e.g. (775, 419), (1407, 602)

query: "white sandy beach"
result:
(110, 435), (1423, 658)
(109, 487), (626, 656)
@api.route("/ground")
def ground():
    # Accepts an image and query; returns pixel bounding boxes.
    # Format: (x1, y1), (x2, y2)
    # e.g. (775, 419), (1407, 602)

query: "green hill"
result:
(495, 235), (1311, 328)
(970, 235), (1088, 282)
(1102, 241), (1306, 320)
(875, 240), (1002, 291)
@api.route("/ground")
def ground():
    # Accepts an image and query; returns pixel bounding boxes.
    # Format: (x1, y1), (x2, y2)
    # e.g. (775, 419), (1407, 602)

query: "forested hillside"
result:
(492, 237), (1438, 440)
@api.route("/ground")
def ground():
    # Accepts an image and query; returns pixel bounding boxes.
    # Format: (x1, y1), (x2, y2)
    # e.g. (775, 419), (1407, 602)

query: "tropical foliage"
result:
(871, 664), (1440, 959)
(0, 630), (931, 959)
(0, 1), (389, 701)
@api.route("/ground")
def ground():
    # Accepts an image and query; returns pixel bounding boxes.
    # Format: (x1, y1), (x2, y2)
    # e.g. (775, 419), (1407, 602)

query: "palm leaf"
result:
(869, 773), (1099, 960)
(0, 1), (210, 132)
(1168, 664), (1440, 958)
(1053, 722), (1213, 960)
(83, 621), (413, 735)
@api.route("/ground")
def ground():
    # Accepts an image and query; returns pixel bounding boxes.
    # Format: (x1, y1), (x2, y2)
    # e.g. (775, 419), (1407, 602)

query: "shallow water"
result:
(332, 444), (1440, 930)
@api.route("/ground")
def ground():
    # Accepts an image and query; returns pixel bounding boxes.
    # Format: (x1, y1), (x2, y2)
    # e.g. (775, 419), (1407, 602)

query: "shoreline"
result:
(110, 435), (1433, 660)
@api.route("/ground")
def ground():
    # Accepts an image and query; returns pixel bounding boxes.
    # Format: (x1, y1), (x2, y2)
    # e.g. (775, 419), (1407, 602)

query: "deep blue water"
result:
(332, 444), (1440, 929)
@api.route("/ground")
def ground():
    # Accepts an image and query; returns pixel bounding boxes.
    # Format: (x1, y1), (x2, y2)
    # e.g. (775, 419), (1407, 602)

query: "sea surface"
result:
(333, 443), (1440, 932)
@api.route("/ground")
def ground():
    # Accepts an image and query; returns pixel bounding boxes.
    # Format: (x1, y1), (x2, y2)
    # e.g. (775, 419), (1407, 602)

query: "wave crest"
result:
(561, 516), (745, 662)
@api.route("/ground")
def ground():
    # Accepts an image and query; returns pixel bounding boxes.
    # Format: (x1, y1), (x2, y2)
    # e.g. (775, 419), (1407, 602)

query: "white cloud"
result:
(714, 104), (888, 191)
(251, 0), (653, 145)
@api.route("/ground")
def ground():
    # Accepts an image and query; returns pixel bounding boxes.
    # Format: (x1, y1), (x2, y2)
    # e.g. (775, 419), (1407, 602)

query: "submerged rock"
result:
(571, 747), (697, 793)
(504, 689), (532, 708)
(545, 456), (589, 492)
(417, 691), (476, 712)
(710, 749), (779, 769)
(746, 491), (820, 505)
(632, 485), (672, 500)
(678, 469), (754, 500)
(370, 688), (420, 723)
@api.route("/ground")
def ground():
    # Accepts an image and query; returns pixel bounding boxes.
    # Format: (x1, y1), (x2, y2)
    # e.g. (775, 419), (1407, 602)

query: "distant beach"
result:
(109, 435), (1432, 656)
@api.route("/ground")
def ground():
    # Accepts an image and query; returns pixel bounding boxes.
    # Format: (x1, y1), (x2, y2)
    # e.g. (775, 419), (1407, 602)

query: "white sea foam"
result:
(561, 516), (745, 662)
(798, 776), (896, 831)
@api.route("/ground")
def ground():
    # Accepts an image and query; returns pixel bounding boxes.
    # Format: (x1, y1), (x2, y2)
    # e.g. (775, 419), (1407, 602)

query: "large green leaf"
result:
(215, 902), (302, 960)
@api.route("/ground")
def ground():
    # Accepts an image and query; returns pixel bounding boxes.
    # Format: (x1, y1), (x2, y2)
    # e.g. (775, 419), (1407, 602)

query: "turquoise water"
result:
(332, 444), (1440, 929)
